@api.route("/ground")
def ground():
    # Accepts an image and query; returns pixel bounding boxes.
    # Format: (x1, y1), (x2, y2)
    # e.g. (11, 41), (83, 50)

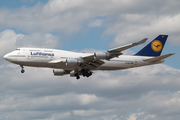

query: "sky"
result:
(0, 0), (180, 120)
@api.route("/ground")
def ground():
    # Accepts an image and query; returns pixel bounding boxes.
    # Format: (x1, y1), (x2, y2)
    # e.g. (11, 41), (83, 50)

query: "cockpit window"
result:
(15, 49), (20, 51)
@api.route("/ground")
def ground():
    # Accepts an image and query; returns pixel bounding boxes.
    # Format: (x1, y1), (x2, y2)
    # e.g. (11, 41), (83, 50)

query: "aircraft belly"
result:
(13, 61), (81, 70)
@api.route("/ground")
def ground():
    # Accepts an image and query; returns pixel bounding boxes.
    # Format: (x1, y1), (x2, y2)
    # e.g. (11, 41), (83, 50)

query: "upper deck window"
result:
(15, 49), (20, 51)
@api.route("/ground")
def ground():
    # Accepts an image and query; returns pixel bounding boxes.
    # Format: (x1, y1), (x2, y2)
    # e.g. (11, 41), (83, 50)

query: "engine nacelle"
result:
(66, 59), (77, 66)
(94, 52), (111, 60)
(66, 58), (84, 66)
(53, 69), (66, 76)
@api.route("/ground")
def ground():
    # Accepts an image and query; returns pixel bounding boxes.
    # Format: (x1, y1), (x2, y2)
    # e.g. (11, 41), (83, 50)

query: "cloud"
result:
(104, 14), (180, 46)
(0, 29), (59, 59)
(127, 114), (137, 120)
(88, 19), (103, 28)
(47, 112), (71, 120)
(73, 109), (115, 117)
(16, 33), (59, 48)
(0, 30), (23, 57)
(0, 61), (180, 119)
(0, 0), (179, 46)
(0, 0), (88, 33)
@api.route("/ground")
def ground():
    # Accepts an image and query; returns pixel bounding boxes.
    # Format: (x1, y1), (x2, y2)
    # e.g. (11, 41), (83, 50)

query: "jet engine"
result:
(94, 52), (111, 60)
(66, 58), (84, 66)
(53, 69), (66, 76)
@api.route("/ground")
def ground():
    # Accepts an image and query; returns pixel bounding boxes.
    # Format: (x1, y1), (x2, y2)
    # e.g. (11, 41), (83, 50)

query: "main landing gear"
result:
(76, 76), (80, 80)
(74, 73), (80, 80)
(81, 69), (92, 78)
(74, 69), (93, 80)
(20, 65), (25, 73)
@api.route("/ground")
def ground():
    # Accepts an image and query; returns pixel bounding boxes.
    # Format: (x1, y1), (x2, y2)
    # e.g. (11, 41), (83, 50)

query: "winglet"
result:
(137, 38), (148, 44)
(133, 38), (148, 46)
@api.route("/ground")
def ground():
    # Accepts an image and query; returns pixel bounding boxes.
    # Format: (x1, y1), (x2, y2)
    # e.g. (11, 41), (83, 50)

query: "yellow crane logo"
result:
(151, 40), (163, 52)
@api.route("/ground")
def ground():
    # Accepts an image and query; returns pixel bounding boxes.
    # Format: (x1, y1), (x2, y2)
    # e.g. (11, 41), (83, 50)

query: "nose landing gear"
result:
(20, 65), (25, 73)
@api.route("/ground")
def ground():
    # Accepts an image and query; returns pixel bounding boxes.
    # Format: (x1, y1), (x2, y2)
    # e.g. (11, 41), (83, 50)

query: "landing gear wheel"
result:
(81, 69), (92, 78)
(20, 65), (25, 73)
(76, 76), (80, 80)
(21, 70), (25, 73)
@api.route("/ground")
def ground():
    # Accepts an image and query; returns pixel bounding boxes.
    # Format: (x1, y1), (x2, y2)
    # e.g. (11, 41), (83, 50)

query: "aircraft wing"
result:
(80, 38), (148, 69)
(83, 38), (148, 60)
(108, 38), (148, 53)
(143, 53), (175, 62)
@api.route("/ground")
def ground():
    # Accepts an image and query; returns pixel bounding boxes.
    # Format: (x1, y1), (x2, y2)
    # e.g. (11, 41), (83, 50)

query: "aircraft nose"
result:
(4, 54), (9, 60)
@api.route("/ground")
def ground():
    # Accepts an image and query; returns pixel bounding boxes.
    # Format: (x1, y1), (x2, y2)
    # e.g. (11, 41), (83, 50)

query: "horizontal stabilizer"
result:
(143, 53), (175, 62)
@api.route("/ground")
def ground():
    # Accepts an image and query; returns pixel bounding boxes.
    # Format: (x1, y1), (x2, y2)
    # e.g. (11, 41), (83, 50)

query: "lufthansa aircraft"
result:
(4, 35), (174, 79)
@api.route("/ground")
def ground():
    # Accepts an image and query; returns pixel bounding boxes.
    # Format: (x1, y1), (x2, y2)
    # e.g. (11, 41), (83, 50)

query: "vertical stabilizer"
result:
(135, 35), (168, 56)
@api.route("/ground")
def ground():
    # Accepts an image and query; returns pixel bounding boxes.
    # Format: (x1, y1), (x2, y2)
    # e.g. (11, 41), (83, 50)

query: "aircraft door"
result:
(27, 54), (31, 59)
(134, 60), (138, 65)
(25, 49), (31, 59)
(50, 56), (53, 60)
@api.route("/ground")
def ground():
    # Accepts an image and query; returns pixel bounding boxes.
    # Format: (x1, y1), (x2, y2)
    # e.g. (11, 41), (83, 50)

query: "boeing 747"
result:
(4, 35), (174, 79)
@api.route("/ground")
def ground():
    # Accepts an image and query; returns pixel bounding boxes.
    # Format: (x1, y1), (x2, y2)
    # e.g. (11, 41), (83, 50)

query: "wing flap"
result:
(143, 53), (175, 62)
(84, 60), (105, 69)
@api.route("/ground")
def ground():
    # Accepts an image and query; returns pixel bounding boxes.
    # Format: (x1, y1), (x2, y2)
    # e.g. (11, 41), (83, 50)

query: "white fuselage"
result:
(4, 48), (163, 71)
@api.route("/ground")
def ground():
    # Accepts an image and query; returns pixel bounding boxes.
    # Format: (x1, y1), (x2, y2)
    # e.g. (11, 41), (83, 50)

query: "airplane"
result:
(3, 35), (175, 79)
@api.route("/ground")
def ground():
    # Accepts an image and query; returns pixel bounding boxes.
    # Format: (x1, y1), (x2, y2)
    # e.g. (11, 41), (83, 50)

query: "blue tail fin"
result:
(135, 35), (168, 57)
